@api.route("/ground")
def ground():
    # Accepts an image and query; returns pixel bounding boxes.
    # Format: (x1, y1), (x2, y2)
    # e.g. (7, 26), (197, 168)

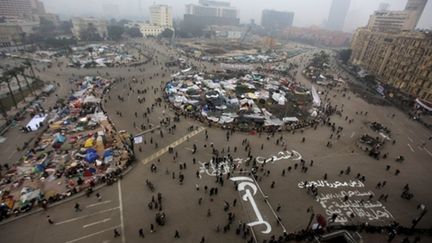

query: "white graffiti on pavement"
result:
(199, 150), (302, 176)
(230, 176), (272, 234)
(297, 180), (365, 189)
(255, 150), (302, 164)
(316, 190), (394, 224)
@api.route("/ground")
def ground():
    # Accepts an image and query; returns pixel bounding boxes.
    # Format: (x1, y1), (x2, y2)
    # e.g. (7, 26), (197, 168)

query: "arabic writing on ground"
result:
(231, 176), (272, 234)
(308, 186), (394, 224)
(297, 180), (365, 189)
(199, 150), (302, 176)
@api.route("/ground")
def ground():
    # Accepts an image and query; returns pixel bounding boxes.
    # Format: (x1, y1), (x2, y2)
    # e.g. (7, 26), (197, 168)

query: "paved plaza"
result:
(0, 39), (431, 243)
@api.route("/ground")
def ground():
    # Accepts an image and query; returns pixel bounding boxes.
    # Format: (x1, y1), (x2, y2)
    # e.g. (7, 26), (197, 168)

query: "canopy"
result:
(415, 98), (432, 112)
(84, 138), (94, 148)
(26, 114), (48, 131)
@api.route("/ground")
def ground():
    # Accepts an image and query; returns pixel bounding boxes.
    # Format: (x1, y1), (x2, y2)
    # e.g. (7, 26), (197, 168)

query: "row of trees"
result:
(80, 19), (143, 42)
(0, 61), (37, 119)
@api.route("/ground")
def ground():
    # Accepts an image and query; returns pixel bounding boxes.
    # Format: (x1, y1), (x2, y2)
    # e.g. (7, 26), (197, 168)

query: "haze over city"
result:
(1, 0), (432, 242)
(41, 0), (432, 32)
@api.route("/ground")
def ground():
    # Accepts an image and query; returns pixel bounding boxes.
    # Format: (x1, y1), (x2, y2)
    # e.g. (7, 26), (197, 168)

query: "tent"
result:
(26, 114), (48, 131)
(85, 151), (98, 163)
(84, 137), (94, 148)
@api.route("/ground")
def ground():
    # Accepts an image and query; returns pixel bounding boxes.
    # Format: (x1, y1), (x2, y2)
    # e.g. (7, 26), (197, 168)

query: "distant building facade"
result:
(139, 4), (173, 37)
(0, 0), (33, 22)
(324, 0), (351, 31)
(0, 0), (59, 43)
(183, 0), (239, 32)
(149, 4), (173, 28)
(0, 24), (23, 48)
(350, 28), (432, 102)
(71, 17), (108, 40)
(367, 0), (428, 33)
(261, 9), (294, 30)
(283, 26), (351, 47)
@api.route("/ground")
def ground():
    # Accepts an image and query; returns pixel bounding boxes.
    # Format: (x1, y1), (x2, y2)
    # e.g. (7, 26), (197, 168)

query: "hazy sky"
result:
(41, 0), (432, 32)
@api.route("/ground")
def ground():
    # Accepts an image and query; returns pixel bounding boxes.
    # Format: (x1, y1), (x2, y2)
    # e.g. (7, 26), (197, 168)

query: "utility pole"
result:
(411, 204), (427, 229)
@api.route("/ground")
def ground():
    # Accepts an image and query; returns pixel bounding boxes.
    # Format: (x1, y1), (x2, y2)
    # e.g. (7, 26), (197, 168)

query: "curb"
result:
(0, 165), (134, 227)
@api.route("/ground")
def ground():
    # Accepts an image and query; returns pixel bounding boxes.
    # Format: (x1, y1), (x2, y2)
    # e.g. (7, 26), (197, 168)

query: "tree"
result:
(59, 20), (72, 34)
(79, 23), (102, 41)
(339, 49), (352, 64)
(364, 74), (376, 85)
(125, 27), (143, 38)
(1, 74), (18, 109)
(17, 66), (35, 96)
(39, 18), (55, 35)
(107, 25), (124, 41)
(6, 68), (25, 101)
(23, 60), (36, 78)
(160, 28), (174, 38)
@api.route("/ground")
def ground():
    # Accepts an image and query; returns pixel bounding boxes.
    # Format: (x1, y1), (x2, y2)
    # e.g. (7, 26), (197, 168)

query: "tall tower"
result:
(404, 0), (428, 28)
(325, 0), (351, 31)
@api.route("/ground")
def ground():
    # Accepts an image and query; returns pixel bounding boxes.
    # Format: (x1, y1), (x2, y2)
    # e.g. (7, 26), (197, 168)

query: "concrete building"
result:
(350, 28), (432, 102)
(139, 25), (166, 37)
(0, 0), (33, 22)
(71, 17), (108, 40)
(261, 9), (294, 30)
(324, 0), (351, 31)
(367, 0), (428, 33)
(138, 4), (173, 37)
(404, 0), (428, 26)
(183, 0), (239, 32)
(283, 26), (351, 47)
(367, 11), (415, 32)
(149, 4), (173, 28)
(0, 24), (23, 49)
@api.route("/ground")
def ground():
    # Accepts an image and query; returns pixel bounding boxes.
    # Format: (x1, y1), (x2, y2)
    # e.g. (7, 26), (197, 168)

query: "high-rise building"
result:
(404, 0), (428, 28)
(367, 0), (428, 33)
(183, 0), (239, 32)
(137, 4), (173, 37)
(350, 28), (432, 102)
(261, 9), (294, 30)
(324, 0), (351, 31)
(0, 0), (33, 21)
(149, 4), (173, 28)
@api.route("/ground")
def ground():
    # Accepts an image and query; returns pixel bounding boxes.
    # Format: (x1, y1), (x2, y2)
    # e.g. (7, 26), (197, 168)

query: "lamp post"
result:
(305, 206), (315, 231)
(411, 204), (427, 229)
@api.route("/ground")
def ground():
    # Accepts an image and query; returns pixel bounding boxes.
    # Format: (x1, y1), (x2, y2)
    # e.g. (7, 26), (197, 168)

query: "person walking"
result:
(174, 230), (180, 238)
(114, 229), (121, 238)
(47, 215), (54, 224)
(74, 203), (81, 212)
(139, 228), (145, 238)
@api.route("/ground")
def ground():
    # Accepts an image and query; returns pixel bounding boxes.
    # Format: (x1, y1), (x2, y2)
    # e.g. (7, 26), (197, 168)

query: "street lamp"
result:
(305, 206), (315, 231)
(411, 204), (427, 229)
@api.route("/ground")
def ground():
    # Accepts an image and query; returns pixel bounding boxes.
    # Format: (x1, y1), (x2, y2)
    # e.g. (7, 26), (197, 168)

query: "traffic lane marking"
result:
(141, 127), (205, 166)
(55, 207), (119, 226)
(65, 225), (120, 243)
(82, 218), (111, 228)
(407, 144), (415, 152)
(86, 200), (112, 208)
(424, 147), (432, 157)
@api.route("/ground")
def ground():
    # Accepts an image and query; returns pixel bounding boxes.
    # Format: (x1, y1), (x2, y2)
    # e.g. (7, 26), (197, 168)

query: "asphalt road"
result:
(0, 39), (431, 243)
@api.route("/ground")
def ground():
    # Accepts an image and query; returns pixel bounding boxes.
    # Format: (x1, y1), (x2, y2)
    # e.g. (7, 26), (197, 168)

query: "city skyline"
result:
(39, 0), (432, 32)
